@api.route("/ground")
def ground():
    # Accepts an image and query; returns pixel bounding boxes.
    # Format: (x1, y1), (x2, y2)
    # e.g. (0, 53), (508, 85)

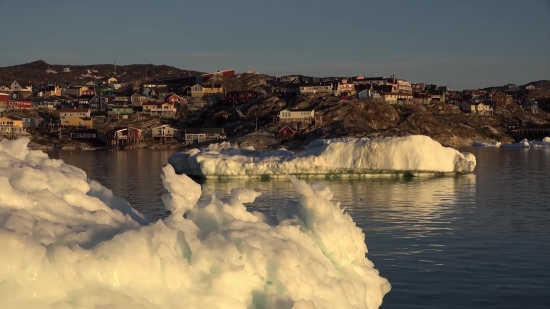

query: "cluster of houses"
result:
(1, 69), (545, 142)
(271, 75), (456, 105)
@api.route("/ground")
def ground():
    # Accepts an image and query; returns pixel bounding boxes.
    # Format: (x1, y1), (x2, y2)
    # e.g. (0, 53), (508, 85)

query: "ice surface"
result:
(0, 137), (390, 309)
(169, 135), (477, 178)
(473, 141), (501, 147)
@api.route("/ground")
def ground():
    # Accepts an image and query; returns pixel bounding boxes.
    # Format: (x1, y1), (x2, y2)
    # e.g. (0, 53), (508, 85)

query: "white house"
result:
(10, 80), (32, 92)
(190, 84), (204, 98)
(59, 108), (91, 119)
(299, 84), (333, 95)
(279, 109), (315, 123)
(379, 92), (413, 104)
(152, 124), (178, 140)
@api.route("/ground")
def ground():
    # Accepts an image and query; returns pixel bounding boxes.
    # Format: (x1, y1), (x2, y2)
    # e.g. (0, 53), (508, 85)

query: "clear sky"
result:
(0, 0), (549, 90)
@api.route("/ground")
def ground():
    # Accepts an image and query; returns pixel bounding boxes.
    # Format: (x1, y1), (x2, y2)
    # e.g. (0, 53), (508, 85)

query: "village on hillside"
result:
(0, 66), (549, 150)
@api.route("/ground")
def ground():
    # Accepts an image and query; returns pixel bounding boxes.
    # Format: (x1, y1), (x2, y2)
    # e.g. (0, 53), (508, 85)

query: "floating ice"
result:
(473, 141), (501, 147)
(0, 137), (390, 309)
(169, 135), (477, 178)
(502, 137), (550, 149)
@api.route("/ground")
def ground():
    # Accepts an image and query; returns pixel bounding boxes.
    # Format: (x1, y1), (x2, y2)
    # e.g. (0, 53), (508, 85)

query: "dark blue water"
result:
(51, 147), (550, 309)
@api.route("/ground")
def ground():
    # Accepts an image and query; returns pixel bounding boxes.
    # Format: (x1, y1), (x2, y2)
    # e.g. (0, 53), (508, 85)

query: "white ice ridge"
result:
(169, 135), (477, 178)
(0, 137), (391, 309)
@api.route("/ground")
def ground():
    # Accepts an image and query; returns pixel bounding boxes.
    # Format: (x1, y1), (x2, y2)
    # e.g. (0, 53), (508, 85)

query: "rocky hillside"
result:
(203, 73), (275, 94)
(194, 95), (550, 148)
(0, 60), (203, 86)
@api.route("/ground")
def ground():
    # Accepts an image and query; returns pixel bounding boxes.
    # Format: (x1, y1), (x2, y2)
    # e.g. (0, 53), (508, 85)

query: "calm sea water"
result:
(49, 147), (550, 309)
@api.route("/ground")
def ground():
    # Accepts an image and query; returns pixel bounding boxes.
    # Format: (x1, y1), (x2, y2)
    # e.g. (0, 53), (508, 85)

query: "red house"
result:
(278, 126), (297, 139)
(202, 69), (235, 83)
(165, 93), (186, 104)
(223, 91), (259, 105)
(8, 100), (32, 109)
(106, 126), (143, 147)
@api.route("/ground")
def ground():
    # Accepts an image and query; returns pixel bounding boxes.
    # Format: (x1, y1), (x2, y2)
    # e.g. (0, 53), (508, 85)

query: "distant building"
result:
(106, 126), (143, 147)
(279, 109), (315, 123)
(278, 125), (297, 139)
(184, 128), (226, 144)
(152, 125), (178, 140)
(0, 116), (25, 137)
(492, 91), (511, 109)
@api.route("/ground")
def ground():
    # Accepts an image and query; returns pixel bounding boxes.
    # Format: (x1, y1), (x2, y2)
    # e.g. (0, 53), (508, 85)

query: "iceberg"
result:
(0, 137), (390, 309)
(169, 135), (477, 178)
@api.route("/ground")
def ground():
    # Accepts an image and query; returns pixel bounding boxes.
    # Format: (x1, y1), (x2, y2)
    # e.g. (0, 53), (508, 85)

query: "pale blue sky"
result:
(0, 0), (549, 89)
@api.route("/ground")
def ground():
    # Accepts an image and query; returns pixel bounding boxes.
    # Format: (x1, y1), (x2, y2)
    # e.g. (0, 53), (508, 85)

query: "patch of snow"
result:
(46, 69), (57, 74)
(169, 135), (477, 178)
(0, 137), (390, 309)
(473, 141), (501, 147)
(63, 67), (71, 72)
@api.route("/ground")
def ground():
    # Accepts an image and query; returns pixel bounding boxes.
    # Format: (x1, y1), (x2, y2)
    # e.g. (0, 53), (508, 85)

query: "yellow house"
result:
(202, 84), (224, 95)
(492, 91), (511, 109)
(61, 116), (93, 128)
(0, 116), (25, 137)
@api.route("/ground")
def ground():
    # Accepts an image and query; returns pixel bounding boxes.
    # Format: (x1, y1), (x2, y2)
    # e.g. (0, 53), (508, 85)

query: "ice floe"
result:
(169, 135), (477, 178)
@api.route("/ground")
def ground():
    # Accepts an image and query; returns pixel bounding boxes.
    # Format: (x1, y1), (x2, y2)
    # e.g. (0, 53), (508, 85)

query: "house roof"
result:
(13, 80), (31, 88)
(282, 109), (314, 112)
(379, 92), (413, 96)
(185, 128), (225, 134)
(71, 129), (98, 134)
(203, 84), (223, 88)
(143, 101), (171, 106)
(279, 125), (297, 133)
(2, 116), (22, 120)
(110, 126), (142, 132)
(214, 111), (231, 116)
(152, 125), (174, 129)
(59, 108), (90, 113)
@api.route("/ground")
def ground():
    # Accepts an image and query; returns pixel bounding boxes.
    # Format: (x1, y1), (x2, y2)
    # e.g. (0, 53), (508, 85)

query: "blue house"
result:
(88, 94), (109, 113)
(521, 100), (538, 113)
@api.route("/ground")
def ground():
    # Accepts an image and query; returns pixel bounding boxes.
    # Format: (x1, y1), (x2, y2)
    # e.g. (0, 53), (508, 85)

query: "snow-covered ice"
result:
(0, 137), (390, 309)
(473, 141), (501, 147)
(169, 135), (477, 178)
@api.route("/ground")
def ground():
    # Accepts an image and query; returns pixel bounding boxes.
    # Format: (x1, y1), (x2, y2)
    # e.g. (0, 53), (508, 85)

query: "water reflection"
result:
(48, 149), (550, 309)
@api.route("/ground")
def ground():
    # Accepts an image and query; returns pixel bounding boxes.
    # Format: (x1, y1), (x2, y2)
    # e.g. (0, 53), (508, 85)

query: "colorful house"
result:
(59, 108), (91, 119)
(142, 102), (177, 118)
(60, 116), (93, 128)
(279, 109), (315, 123)
(0, 116), (25, 137)
(184, 128), (226, 144)
(202, 84), (224, 96)
(278, 125), (297, 139)
(106, 126), (143, 147)
(190, 84), (204, 98)
(109, 106), (134, 119)
(492, 91), (511, 109)
(214, 111), (232, 126)
(152, 125), (178, 140)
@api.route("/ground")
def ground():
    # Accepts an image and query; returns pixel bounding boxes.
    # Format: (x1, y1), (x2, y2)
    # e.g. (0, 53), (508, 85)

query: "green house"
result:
(111, 106), (134, 115)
